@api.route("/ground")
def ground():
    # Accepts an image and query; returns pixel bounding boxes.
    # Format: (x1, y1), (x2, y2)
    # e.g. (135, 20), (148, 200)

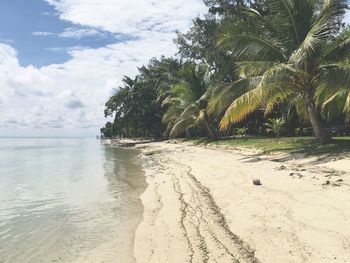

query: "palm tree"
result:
(265, 118), (286, 137)
(315, 28), (350, 122)
(160, 63), (217, 139)
(209, 0), (349, 143)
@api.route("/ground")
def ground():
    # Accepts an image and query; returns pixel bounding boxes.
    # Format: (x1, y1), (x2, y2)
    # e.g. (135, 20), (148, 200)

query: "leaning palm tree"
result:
(160, 63), (217, 139)
(209, 0), (350, 143)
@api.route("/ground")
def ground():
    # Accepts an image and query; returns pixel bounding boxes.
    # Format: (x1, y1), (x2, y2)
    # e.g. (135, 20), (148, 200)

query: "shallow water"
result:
(0, 138), (146, 263)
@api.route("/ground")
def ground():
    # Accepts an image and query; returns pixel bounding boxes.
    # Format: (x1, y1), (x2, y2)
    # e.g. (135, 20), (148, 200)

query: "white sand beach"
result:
(134, 141), (350, 263)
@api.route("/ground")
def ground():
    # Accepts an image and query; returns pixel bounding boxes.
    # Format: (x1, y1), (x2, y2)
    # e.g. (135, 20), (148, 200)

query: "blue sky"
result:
(0, 0), (131, 67)
(0, 0), (206, 137)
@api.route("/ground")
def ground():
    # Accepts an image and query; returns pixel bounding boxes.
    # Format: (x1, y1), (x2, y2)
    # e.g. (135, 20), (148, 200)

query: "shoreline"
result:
(96, 141), (148, 263)
(133, 140), (350, 262)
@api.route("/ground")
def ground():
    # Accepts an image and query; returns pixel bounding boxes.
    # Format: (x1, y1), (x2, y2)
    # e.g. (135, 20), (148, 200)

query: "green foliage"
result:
(159, 63), (217, 139)
(234, 127), (248, 137)
(100, 122), (113, 139)
(103, 57), (181, 138)
(211, 0), (348, 143)
(101, 0), (350, 144)
(265, 118), (286, 137)
(175, 16), (236, 83)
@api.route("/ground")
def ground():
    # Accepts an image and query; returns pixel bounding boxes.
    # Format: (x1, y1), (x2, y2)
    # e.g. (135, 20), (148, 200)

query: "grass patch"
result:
(186, 136), (350, 156)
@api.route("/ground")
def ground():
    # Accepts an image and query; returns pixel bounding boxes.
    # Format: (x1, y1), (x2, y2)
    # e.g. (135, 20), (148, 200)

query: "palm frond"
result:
(196, 109), (206, 125)
(219, 87), (262, 130)
(161, 96), (182, 108)
(343, 91), (350, 112)
(208, 76), (262, 117)
(218, 63), (300, 129)
(219, 15), (287, 61)
(181, 103), (200, 119)
(162, 103), (183, 124)
(170, 116), (197, 138)
(322, 29), (350, 62)
(171, 83), (195, 102)
(292, 95), (309, 121)
(235, 61), (278, 77)
(220, 33), (287, 61)
(321, 89), (348, 121)
(317, 65), (350, 90)
(290, 0), (347, 65)
(264, 87), (295, 114)
(267, 0), (314, 44)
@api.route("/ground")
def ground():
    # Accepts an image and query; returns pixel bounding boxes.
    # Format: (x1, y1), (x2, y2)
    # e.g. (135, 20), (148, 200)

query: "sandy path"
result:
(134, 142), (350, 263)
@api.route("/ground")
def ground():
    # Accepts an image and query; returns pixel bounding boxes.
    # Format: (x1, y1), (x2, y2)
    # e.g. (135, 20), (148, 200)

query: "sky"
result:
(0, 0), (207, 137)
(1, 1), (350, 137)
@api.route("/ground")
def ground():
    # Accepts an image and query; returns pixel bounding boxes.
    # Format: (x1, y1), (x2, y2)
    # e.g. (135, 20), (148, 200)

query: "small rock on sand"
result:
(336, 179), (343, 182)
(277, 165), (287, 170)
(323, 180), (331, 186)
(253, 179), (262, 186)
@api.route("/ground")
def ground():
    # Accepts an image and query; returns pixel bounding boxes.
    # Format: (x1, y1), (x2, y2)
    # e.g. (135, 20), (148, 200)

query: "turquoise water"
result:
(0, 138), (146, 263)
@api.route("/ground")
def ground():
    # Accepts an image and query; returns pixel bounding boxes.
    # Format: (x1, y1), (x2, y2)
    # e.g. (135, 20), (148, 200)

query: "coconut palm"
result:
(315, 28), (350, 122)
(209, 0), (349, 143)
(160, 63), (217, 139)
(234, 127), (248, 137)
(265, 118), (286, 137)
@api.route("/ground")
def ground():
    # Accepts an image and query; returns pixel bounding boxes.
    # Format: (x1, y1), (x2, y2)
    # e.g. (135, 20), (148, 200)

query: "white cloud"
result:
(33, 28), (108, 39)
(59, 27), (107, 38)
(0, 0), (206, 136)
(46, 46), (88, 53)
(0, 37), (186, 136)
(32, 31), (55, 36)
(45, 0), (206, 36)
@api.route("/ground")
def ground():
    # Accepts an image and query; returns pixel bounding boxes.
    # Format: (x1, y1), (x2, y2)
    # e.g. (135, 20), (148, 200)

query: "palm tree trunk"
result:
(186, 129), (191, 138)
(203, 111), (217, 140)
(304, 89), (331, 144)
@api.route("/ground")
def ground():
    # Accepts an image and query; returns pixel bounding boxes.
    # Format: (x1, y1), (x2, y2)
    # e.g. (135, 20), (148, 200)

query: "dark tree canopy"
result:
(102, 57), (182, 138)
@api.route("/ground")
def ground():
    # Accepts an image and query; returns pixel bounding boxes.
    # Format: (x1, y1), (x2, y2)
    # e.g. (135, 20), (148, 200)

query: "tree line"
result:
(101, 0), (350, 143)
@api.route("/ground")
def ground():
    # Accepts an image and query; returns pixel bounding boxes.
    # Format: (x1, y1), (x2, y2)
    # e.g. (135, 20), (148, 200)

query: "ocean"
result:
(0, 138), (146, 263)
